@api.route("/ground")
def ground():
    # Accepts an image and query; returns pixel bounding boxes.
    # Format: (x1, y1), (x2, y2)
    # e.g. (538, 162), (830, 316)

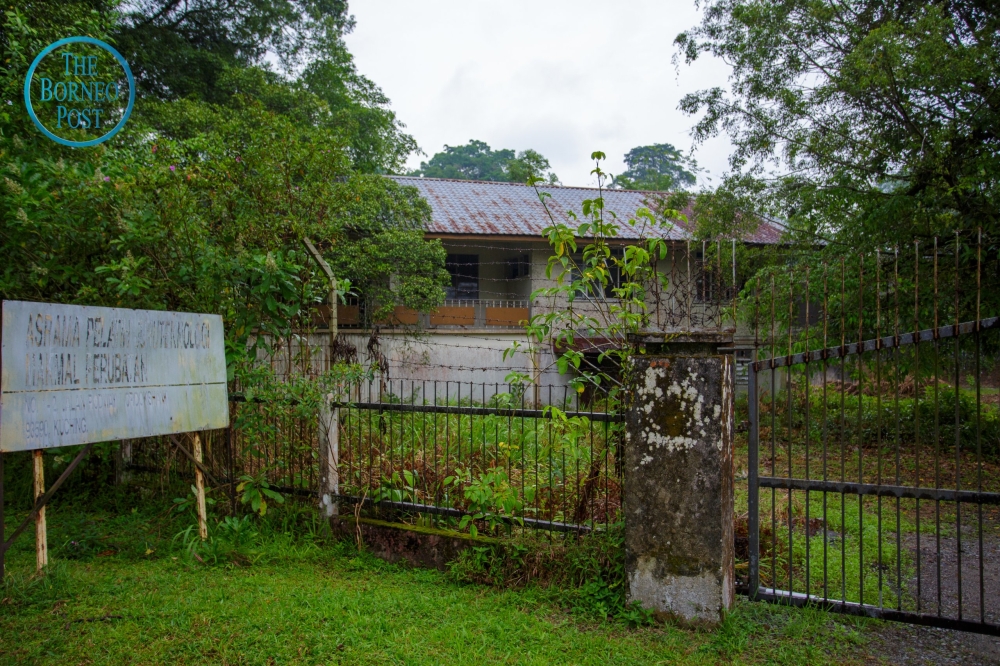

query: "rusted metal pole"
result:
(193, 433), (208, 540)
(33, 450), (47, 571)
(303, 237), (338, 370)
(319, 396), (340, 518)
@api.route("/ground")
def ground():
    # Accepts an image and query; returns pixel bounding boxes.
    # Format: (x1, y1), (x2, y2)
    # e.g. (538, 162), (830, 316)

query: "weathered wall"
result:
(625, 341), (735, 625)
(261, 329), (573, 404)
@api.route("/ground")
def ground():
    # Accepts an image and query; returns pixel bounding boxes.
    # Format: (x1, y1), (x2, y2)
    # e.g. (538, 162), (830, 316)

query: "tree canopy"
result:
(612, 143), (698, 191)
(110, 0), (415, 174)
(676, 0), (1000, 330)
(411, 140), (560, 184)
(676, 1), (1000, 248)
(1, 0), (447, 366)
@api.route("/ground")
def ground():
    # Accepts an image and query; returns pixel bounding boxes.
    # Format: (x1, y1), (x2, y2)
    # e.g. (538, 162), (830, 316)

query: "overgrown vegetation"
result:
(505, 152), (692, 398)
(676, 1), (1000, 299)
(0, 498), (878, 665)
(446, 523), (655, 627)
(339, 389), (622, 533)
(1, 0), (450, 357)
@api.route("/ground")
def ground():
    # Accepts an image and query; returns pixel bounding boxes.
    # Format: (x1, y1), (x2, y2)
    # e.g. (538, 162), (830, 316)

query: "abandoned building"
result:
(295, 177), (776, 397)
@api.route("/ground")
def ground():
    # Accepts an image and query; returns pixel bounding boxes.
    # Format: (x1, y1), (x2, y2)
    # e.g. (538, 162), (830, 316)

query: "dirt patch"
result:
(904, 527), (1000, 624)
(863, 514), (1000, 664)
(865, 623), (1000, 665)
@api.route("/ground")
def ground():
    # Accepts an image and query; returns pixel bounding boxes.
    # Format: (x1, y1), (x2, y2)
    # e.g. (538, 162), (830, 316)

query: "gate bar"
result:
(747, 365), (759, 599)
(332, 401), (622, 422)
(335, 494), (594, 533)
(757, 477), (1000, 505)
(753, 587), (1000, 637)
(753, 316), (998, 370)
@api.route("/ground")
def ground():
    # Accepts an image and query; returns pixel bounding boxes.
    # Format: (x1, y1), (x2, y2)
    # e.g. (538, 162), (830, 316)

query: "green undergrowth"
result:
(445, 523), (655, 627)
(764, 384), (1000, 456)
(0, 503), (884, 665)
(754, 493), (915, 609)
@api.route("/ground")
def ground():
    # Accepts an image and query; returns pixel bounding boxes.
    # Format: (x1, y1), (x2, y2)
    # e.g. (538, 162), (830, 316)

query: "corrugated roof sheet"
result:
(389, 176), (783, 244)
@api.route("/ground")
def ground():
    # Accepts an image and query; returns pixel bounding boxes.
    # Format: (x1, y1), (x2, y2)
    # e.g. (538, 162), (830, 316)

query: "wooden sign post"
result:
(0, 301), (230, 578)
(33, 450), (46, 571)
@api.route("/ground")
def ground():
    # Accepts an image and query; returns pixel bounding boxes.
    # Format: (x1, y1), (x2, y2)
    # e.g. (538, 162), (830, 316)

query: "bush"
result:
(801, 387), (1000, 455)
(447, 524), (653, 626)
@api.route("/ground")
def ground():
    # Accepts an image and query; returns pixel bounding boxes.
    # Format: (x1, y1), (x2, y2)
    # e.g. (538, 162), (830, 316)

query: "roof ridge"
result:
(388, 174), (675, 196)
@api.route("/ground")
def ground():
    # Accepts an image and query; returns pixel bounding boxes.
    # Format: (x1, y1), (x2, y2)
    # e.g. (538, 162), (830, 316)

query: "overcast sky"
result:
(344, 1), (734, 188)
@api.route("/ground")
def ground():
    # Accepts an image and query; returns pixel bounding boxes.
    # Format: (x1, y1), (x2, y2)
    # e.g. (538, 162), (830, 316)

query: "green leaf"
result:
(262, 489), (284, 503)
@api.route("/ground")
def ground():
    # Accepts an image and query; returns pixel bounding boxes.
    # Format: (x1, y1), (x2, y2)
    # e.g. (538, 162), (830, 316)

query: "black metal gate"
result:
(747, 316), (1000, 636)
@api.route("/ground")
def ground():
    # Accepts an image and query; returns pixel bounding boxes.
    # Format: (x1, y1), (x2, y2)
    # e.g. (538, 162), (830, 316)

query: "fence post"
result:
(319, 394), (339, 518)
(625, 332), (735, 626)
(1, 451), (5, 580)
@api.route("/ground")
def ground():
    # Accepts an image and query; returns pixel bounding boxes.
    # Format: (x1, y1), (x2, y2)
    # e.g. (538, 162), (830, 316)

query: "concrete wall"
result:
(259, 328), (574, 405)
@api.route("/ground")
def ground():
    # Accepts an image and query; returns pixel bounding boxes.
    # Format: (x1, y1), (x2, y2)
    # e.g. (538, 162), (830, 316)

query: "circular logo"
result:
(23, 36), (135, 148)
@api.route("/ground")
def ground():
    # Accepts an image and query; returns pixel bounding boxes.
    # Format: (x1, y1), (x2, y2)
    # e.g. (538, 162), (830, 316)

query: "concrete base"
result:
(625, 341), (735, 626)
(331, 517), (497, 570)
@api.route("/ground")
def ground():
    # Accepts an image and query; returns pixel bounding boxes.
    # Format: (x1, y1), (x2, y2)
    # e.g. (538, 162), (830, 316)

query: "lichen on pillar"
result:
(624, 334), (735, 626)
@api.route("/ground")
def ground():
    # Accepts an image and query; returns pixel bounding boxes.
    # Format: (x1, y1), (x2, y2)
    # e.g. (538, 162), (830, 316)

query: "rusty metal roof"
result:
(390, 176), (783, 244)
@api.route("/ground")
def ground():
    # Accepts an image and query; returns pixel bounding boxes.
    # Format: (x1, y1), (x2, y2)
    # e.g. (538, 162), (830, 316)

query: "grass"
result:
(0, 502), (883, 665)
(749, 491), (915, 608)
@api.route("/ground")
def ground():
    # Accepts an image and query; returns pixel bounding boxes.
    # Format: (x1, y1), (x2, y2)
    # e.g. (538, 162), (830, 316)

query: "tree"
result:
(1, 1), (447, 366)
(115, 0), (352, 102)
(675, 1), (1000, 249)
(507, 149), (560, 185)
(675, 0), (1000, 334)
(612, 143), (698, 191)
(412, 140), (559, 184)
(112, 0), (416, 173)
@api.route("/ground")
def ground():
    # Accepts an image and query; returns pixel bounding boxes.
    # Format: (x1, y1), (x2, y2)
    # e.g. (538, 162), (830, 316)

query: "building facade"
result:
(276, 177), (782, 402)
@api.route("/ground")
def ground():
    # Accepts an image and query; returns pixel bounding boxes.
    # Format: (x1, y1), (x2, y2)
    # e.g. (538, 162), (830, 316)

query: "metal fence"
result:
(126, 399), (321, 507)
(335, 380), (624, 533)
(127, 381), (624, 535)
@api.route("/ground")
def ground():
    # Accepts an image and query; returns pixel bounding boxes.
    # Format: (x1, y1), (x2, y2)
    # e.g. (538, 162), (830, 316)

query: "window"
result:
(693, 250), (740, 304)
(694, 251), (721, 303)
(445, 254), (479, 300)
(571, 248), (623, 299)
(506, 255), (530, 280)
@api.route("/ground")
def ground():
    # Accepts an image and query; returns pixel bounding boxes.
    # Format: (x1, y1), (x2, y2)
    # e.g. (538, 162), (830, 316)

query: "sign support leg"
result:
(33, 450), (47, 571)
(1, 451), (5, 581)
(193, 433), (208, 540)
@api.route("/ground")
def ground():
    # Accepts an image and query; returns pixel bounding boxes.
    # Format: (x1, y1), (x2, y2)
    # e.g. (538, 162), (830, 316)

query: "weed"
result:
(446, 523), (651, 625)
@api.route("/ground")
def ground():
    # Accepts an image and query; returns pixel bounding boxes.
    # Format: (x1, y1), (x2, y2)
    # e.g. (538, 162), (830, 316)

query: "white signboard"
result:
(0, 301), (229, 452)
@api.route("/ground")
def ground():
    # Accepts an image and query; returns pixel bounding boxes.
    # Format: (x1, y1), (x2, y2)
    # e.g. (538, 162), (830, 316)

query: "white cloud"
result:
(345, 0), (733, 187)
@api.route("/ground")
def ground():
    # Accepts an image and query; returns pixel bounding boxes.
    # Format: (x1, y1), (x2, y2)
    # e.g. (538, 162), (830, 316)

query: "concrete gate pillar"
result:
(625, 332), (735, 626)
